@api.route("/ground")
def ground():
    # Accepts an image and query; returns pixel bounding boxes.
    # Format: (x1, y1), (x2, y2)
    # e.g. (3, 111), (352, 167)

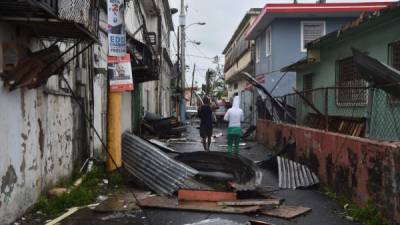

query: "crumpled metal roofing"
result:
(122, 133), (199, 196)
(277, 156), (319, 189)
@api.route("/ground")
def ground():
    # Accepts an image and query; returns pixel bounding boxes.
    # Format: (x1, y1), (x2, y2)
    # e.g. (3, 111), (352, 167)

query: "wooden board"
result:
(217, 199), (281, 207)
(138, 196), (260, 214)
(248, 220), (276, 225)
(261, 205), (311, 219)
(178, 189), (237, 202)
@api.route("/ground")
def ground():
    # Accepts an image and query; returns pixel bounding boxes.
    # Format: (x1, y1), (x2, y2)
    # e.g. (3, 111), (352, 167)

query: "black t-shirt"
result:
(198, 104), (213, 130)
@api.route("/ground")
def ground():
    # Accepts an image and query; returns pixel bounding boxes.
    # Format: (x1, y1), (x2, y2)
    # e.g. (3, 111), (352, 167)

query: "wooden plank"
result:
(260, 205), (311, 219)
(218, 199), (281, 207)
(138, 196), (260, 214)
(248, 220), (276, 225)
(178, 189), (237, 202)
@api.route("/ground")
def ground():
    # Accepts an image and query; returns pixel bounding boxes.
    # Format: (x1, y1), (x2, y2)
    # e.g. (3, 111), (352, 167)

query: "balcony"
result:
(0, 0), (98, 41)
(127, 37), (159, 83)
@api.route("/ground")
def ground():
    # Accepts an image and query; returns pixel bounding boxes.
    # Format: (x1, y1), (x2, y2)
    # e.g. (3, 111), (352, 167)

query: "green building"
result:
(282, 3), (400, 141)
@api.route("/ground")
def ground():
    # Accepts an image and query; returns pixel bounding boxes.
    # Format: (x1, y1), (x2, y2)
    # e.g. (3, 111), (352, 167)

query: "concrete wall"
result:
(0, 23), (87, 224)
(255, 17), (355, 96)
(296, 17), (400, 141)
(256, 119), (400, 224)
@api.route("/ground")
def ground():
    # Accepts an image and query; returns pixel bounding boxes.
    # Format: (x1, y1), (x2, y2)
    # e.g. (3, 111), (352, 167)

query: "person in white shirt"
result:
(224, 96), (244, 155)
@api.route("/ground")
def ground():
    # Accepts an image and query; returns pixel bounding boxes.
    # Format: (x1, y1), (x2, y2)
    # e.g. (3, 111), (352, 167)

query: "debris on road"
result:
(178, 189), (237, 202)
(175, 151), (263, 191)
(277, 156), (319, 189)
(142, 113), (187, 138)
(93, 192), (139, 212)
(148, 139), (179, 153)
(247, 220), (276, 225)
(242, 125), (257, 140)
(217, 199), (281, 207)
(219, 143), (247, 147)
(213, 132), (223, 138)
(260, 205), (312, 219)
(185, 219), (245, 225)
(122, 133), (199, 196)
(138, 196), (261, 214)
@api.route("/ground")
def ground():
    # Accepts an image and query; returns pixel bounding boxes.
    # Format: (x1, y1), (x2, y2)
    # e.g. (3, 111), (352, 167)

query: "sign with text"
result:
(107, 0), (126, 56)
(108, 54), (134, 92)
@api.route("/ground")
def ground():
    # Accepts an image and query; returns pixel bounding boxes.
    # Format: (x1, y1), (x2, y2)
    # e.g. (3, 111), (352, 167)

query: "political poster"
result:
(107, 0), (126, 56)
(108, 54), (134, 92)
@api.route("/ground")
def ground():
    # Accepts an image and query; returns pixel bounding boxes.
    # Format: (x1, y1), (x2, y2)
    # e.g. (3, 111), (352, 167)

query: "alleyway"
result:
(46, 121), (359, 225)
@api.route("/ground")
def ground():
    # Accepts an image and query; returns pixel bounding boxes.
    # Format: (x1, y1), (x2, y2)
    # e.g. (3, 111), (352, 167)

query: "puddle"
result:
(184, 219), (245, 225)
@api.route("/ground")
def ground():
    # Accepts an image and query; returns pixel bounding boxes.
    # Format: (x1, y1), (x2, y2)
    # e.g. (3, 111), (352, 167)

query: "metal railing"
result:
(258, 86), (400, 141)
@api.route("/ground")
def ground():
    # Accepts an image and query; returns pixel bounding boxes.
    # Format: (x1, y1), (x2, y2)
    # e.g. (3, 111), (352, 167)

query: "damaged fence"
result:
(270, 86), (400, 141)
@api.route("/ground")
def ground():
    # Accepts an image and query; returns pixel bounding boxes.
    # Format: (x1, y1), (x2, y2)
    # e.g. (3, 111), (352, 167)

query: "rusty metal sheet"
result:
(138, 196), (260, 214)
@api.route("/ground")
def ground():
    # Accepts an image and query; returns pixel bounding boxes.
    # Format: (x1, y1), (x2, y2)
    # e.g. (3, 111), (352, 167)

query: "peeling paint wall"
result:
(0, 23), (87, 225)
(256, 119), (400, 224)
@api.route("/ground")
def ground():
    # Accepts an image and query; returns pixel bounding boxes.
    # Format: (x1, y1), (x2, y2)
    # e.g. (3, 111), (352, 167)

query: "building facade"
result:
(223, 8), (261, 124)
(0, 0), (176, 223)
(246, 2), (391, 97)
(286, 3), (400, 141)
(0, 1), (101, 224)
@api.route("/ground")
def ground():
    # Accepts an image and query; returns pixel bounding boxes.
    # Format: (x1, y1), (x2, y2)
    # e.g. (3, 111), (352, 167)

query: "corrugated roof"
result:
(277, 157), (319, 189)
(122, 133), (199, 196)
(307, 2), (400, 49)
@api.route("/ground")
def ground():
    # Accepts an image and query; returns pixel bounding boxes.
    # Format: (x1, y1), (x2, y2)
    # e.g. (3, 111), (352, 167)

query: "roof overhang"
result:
(246, 2), (392, 40)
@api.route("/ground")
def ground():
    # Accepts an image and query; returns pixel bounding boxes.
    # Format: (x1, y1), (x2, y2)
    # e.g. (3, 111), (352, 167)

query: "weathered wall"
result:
(0, 24), (86, 224)
(256, 119), (400, 223)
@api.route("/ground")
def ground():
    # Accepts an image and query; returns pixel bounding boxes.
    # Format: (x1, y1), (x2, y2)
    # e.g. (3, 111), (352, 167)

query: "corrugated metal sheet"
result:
(277, 157), (319, 189)
(122, 133), (199, 196)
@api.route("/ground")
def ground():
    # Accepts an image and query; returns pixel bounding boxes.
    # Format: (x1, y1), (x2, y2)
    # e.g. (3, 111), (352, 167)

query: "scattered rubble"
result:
(122, 132), (200, 196)
(175, 151), (263, 191)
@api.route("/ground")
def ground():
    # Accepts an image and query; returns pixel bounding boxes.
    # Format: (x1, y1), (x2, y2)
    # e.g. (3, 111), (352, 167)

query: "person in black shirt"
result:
(198, 96), (213, 151)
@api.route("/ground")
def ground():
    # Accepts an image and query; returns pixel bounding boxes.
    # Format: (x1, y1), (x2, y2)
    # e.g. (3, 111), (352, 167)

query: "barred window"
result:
(336, 57), (367, 106)
(388, 41), (400, 104)
(303, 73), (313, 103)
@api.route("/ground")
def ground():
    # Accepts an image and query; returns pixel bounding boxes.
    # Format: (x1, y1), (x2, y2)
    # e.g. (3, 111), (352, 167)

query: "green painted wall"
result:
(296, 15), (400, 141)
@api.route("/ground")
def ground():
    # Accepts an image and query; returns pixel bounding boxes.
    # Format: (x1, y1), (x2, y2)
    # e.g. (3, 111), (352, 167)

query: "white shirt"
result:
(224, 96), (244, 127)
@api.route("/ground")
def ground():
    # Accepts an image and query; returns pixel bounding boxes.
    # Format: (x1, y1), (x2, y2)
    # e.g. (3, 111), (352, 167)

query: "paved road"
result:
(48, 122), (360, 225)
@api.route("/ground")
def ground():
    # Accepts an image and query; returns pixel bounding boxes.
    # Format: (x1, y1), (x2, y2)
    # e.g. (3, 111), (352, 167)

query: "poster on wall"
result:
(107, 0), (126, 56)
(108, 54), (134, 92)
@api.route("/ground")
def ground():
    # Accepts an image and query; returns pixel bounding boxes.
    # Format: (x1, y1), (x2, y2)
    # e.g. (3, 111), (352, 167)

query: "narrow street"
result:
(47, 121), (359, 225)
(1, 1), (400, 225)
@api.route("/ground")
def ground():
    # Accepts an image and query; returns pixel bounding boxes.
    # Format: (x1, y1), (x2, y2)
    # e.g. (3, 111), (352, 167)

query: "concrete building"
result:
(0, 1), (101, 224)
(125, 0), (176, 127)
(284, 3), (400, 141)
(246, 2), (391, 97)
(223, 8), (261, 124)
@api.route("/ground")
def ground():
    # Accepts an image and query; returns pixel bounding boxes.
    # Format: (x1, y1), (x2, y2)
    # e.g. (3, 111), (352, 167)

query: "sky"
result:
(168, 0), (395, 86)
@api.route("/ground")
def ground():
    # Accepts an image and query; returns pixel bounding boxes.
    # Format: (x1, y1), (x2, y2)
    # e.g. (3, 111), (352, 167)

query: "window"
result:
(336, 57), (367, 106)
(303, 73), (313, 103)
(256, 38), (260, 63)
(265, 27), (272, 56)
(301, 21), (326, 52)
(388, 41), (400, 103)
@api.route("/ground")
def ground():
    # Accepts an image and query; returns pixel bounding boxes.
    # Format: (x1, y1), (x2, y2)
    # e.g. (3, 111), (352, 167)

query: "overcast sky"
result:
(169, 0), (395, 86)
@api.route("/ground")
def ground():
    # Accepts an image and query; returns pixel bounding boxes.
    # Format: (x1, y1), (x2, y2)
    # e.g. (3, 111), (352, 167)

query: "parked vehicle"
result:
(186, 105), (198, 119)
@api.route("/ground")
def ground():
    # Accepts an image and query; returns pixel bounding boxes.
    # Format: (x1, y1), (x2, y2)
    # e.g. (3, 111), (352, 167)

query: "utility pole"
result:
(190, 64), (196, 106)
(179, 0), (186, 121)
